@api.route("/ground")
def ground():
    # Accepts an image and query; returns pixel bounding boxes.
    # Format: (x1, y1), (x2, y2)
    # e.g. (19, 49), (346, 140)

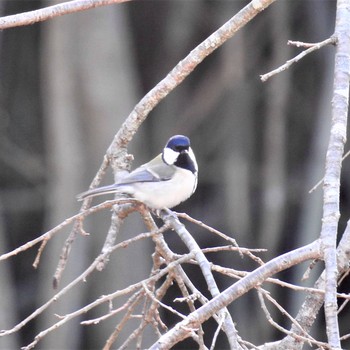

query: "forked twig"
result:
(257, 288), (328, 349)
(0, 199), (135, 262)
(260, 36), (337, 82)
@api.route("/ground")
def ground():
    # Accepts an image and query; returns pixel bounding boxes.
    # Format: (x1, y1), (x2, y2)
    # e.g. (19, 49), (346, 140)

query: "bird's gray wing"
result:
(118, 154), (176, 185)
(77, 155), (176, 200)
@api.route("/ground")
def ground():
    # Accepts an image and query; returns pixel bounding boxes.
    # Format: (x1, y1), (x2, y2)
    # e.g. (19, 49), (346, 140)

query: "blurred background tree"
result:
(0, 0), (346, 349)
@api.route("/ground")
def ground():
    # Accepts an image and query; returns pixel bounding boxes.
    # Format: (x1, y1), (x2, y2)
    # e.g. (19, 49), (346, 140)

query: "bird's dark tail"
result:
(76, 184), (120, 201)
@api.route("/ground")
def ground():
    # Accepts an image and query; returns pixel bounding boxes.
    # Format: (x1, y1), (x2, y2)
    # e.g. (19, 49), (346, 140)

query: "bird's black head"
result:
(163, 135), (197, 174)
(166, 135), (190, 152)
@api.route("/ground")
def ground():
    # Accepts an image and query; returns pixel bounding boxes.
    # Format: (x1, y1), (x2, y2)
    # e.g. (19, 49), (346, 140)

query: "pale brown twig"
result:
(32, 238), (48, 268)
(102, 291), (145, 350)
(260, 36), (337, 82)
(337, 298), (349, 315)
(149, 241), (321, 349)
(172, 274), (206, 349)
(0, 0), (131, 29)
(340, 333), (350, 341)
(0, 199), (134, 262)
(203, 245), (266, 265)
(175, 212), (238, 247)
(96, 203), (140, 271)
(309, 149), (350, 193)
(133, 249), (171, 349)
(211, 263), (350, 300)
(176, 212), (267, 265)
(210, 315), (225, 350)
(257, 288), (328, 349)
(142, 282), (186, 320)
(161, 209), (240, 349)
(1, 226), (168, 339)
(81, 290), (143, 326)
(54, 156), (112, 287)
(19, 252), (196, 350)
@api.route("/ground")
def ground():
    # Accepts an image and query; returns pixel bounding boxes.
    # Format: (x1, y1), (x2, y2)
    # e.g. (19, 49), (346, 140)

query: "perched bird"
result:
(77, 135), (198, 209)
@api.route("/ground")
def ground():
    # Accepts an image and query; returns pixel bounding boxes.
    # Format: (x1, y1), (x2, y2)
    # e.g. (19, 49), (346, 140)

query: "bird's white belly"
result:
(120, 168), (196, 209)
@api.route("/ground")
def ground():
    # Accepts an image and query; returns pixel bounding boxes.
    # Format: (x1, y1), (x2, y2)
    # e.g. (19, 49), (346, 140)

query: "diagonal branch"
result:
(107, 0), (278, 158)
(160, 210), (241, 349)
(0, 0), (131, 29)
(277, 220), (350, 350)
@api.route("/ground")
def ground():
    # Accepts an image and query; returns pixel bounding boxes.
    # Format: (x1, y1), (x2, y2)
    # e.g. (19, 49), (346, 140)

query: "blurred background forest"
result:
(1, 0), (348, 349)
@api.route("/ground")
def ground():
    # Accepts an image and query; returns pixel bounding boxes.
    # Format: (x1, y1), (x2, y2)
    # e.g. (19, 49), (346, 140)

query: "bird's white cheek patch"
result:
(163, 147), (179, 165)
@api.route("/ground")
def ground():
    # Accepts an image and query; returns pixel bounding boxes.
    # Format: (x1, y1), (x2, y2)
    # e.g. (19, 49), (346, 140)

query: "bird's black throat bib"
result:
(175, 152), (197, 174)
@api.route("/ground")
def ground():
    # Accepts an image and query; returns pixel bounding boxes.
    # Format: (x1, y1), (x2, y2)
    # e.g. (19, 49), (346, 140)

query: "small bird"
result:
(77, 135), (198, 209)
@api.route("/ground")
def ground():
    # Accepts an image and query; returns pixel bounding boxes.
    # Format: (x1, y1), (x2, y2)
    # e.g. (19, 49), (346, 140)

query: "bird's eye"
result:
(175, 145), (188, 152)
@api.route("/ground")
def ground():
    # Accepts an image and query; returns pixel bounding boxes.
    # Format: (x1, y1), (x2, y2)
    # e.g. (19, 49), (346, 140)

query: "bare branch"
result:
(142, 282), (186, 320)
(0, 226), (167, 338)
(210, 316), (225, 350)
(80, 292), (142, 326)
(96, 203), (139, 271)
(0, 199), (135, 262)
(149, 240), (321, 349)
(161, 209), (241, 349)
(102, 292), (145, 350)
(53, 156), (112, 288)
(257, 288), (328, 349)
(107, 0), (278, 158)
(0, 0), (131, 29)
(320, 1), (350, 348)
(16, 252), (195, 350)
(260, 36), (336, 82)
(176, 212), (238, 247)
(279, 220), (350, 349)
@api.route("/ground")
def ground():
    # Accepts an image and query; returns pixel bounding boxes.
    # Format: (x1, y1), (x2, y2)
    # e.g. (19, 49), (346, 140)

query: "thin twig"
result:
(32, 238), (48, 268)
(149, 241), (321, 349)
(309, 149), (350, 193)
(210, 315), (225, 350)
(102, 291), (145, 350)
(211, 263), (350, 300)
(176, 213), (266, 264)
(340, 332), (350, 341)
(260, 36), (337, 82)
(288, 39), (334, 48)
(257, 289), (328, 349)
(19, 252), (196, 350)
(161, 209), (241, 349)
(96, 203), (138, 271)
(0, 226), (168, 338)
(0, 199), (134, 262)
(337, 298), (349, 314)
(142, 282), (186, 320)
(54, 156), (111, 288)
(201, 245), (266, 266)
(176, 212), (238, 247)
(81, 291), (143, 326)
